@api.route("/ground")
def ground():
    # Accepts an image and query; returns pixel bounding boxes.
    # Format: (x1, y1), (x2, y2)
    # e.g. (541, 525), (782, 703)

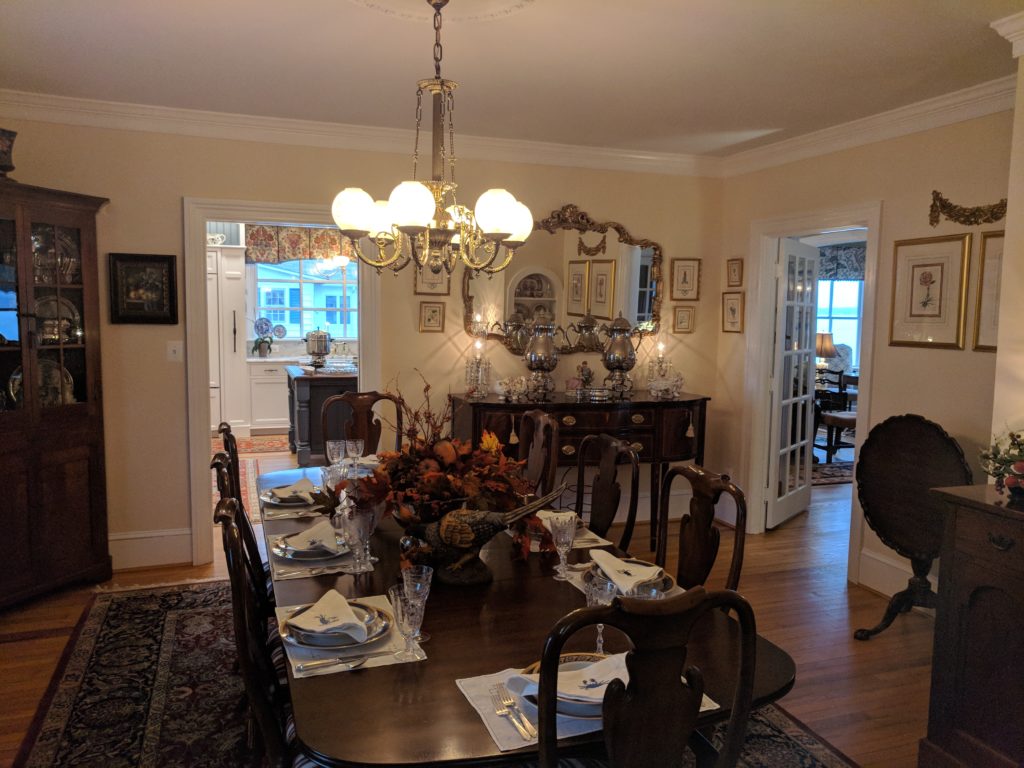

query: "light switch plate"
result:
(167, 340), (184, 362)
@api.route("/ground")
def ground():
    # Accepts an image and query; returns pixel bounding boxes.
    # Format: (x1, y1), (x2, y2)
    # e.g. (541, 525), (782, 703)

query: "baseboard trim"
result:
(857, 547), (933, 598)
(108, 528), (193, 570)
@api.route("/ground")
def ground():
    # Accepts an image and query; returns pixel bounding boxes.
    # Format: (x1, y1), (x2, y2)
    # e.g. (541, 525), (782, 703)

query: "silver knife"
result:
(295, 649), (395, 672)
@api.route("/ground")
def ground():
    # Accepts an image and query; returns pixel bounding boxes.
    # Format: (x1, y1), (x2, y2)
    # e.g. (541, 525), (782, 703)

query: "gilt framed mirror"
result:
(462, 204), (663, 354)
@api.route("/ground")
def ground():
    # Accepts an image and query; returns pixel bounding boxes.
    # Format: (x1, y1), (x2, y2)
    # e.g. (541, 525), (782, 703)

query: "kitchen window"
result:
(252, 260), (358, 339)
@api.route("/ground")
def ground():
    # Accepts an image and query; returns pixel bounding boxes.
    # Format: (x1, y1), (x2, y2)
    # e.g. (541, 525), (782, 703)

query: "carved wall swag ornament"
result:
(577, 234), (607, 257)
(929, 190), (1006, 228)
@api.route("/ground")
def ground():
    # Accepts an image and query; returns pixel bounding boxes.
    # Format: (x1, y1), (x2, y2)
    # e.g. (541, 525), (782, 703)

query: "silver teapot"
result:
(567, 313), (603, 353)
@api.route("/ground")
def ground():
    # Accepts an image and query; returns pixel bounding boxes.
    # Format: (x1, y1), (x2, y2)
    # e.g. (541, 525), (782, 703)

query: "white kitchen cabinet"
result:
(249, 362), (290, 431)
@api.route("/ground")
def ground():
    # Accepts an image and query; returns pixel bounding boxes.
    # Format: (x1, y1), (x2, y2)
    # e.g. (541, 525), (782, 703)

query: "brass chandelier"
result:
(331, 0), (533, 276)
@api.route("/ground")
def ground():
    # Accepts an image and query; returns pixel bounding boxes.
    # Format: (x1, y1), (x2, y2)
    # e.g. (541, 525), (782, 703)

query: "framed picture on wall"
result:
(973, 230), (1003, 352)
(670, 258), (701, 301)
(726, 258), (744, 288)
(566, 260), (590, 317)
(589, 259), (616, 320)
(722, 292), (744, 333)
(418, 301), (445, 333)
(673, 306), (695, 333)
(109, 253), (178, 324)
(414, 268), (450, 296)
(889, 234), (971, 349)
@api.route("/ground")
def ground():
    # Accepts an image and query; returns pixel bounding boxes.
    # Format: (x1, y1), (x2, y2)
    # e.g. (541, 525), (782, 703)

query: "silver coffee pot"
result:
(523, 319), (561, 400)
(305, 328), (332, 369)
(601, 314), (638, 397)
(567, 313), (603, 353)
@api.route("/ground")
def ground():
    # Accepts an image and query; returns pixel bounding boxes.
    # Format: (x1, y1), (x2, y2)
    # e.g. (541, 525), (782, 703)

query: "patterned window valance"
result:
(818, 243), (865, 281)
(244, 224), (352, 264)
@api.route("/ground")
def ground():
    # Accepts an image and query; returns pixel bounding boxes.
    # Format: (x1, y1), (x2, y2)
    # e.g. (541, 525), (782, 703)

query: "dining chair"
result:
(573, 434), (640, 553)
(519, 409), (560, 497)
(217, 499), (324, 767)
(212, 451), (275, 612)
(537, 587), (757, 768)
(321, 391), (403, 455)
(656, 465), (747, 592)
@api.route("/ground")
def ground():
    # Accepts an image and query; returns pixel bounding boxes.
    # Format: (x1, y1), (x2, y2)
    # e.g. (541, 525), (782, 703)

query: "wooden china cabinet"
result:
(0, 176), (110, 608)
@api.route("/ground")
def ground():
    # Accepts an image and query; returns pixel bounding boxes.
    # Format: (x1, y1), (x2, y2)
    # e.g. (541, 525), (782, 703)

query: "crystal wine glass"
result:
(585, 574), (618, 654)
(337, 506), (374, 573)
(387, 584), (426, 662)
(549, 513), (577, 581)
(402, 565), (433, 644)
(344, 438), (365, 476)
(325, 439), (346, 466)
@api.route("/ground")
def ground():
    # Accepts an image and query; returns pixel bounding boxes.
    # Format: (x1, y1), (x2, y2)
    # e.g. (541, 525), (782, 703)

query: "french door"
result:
(765, 238), (819, 529)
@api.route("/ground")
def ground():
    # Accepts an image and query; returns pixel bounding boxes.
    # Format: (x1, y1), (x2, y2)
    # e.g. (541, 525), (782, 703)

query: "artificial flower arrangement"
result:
(980, 430), (1024, 496)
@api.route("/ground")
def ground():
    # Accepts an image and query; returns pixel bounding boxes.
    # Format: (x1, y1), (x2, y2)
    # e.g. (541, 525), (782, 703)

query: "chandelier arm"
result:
(350, 235), (407, 271)
(482, 246), (516, 275)
(460, 240), (501, 272)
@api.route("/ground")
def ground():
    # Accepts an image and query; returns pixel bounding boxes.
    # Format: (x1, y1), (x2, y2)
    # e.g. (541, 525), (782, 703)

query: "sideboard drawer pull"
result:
(988, 532), (1015, 552)
(561, 415), (577, 427)
(630, 442), (644, 453)
(561, 444), (576, 456)
(631, 414), (645, 424)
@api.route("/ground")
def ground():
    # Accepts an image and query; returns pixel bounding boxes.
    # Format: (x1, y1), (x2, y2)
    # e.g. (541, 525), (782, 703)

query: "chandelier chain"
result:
(412, 87), (424, 181)
(447, 89), (456, 184)
(433, 6), (443, 79)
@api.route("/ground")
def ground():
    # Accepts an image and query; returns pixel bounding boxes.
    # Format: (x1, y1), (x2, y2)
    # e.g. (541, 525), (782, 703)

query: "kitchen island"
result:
(286, 365), (358, 465)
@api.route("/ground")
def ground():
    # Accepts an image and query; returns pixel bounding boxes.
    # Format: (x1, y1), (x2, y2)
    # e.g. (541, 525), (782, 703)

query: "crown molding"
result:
(0, 88), (716, 178)
(992, 11), (1024, 58)
(0, 75), (1015, 181)
(719, 75), (1017, 178)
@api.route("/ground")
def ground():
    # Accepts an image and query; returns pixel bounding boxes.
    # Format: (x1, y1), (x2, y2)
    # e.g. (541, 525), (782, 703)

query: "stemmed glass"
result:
(325, 440), (346, 467)
(402, 565), (433, 644)
(337, 505), (374, 573)
(549, 513), (577, 581)
(344, 438), (365, 476)
(387, 584), (426, 661)
(585, 575), (618, 654)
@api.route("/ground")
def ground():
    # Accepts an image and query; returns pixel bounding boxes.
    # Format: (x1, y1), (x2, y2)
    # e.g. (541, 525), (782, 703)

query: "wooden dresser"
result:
(920, 485), (1024, 767)
(450, 392), (710, 557)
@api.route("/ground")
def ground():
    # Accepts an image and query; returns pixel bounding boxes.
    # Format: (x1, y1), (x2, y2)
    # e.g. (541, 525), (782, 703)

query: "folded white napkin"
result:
(508, 653), (628, 703)
(589, 550), (662, 595)
(286, 589), (367, 642)
(271, 477), (315, 503)
(536, 509), (580, 532)
(283, 518), (343, 555)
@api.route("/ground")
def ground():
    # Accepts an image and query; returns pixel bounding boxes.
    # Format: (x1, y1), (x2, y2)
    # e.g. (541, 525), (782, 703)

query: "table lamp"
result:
(815, 332), (838, 379)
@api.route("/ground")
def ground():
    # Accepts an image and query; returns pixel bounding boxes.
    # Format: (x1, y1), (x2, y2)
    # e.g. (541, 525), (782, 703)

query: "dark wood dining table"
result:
(259, 468), (797, 767)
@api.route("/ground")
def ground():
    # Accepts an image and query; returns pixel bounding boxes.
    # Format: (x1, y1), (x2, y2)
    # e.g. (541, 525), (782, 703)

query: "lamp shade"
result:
(504, 200), (534, 245)
(474, 188), (517, 236)
(331, 188), (375, 233)
(815, 331), (838, 358)
(387, 181), (435, 230)
(367, 200), (395, 241)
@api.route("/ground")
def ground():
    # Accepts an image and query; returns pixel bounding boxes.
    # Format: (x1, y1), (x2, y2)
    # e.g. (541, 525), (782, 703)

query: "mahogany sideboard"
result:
(920, 485), (1024, 768)
(451, 392), (710, 559)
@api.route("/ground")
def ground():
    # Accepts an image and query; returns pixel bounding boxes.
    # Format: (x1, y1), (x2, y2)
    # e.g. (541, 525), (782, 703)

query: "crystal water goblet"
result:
(402, 565), (433, 643)
(344, 438), (365, 476)
(325, 439), (346, 467)
(585, 574), (618, 654)
(338, 506), (374, 573)
(549, 513), (577, 581)
(387, 584), (426, 662)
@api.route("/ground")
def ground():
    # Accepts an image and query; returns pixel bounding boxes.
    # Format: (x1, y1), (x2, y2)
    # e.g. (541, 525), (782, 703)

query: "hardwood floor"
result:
(0, 481), (932, 768)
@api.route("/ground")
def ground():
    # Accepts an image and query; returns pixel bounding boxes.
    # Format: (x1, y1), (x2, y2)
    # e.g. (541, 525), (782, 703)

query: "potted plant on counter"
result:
(251, 335), (273, 358)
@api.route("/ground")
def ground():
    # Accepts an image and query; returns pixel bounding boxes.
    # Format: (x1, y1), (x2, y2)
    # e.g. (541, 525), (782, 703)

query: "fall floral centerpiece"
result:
(980, 430), (1024, 497)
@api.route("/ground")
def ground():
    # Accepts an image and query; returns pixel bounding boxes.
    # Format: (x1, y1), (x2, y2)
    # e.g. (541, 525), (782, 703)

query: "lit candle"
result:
(657, 341), (666, 360)
(474, 339), (483, 359)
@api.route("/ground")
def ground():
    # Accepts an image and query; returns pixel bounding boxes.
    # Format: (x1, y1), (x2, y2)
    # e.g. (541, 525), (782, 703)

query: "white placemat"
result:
(275, 594), (424, 678)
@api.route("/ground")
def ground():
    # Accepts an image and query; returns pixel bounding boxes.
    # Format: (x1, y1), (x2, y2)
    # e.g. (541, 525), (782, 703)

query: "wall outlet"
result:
(167, 340), (184, 362)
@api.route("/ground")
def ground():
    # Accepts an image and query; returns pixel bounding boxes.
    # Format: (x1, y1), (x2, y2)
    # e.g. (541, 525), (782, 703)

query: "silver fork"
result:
(491, 691), (530, 740)
(497, 683), (537, 738)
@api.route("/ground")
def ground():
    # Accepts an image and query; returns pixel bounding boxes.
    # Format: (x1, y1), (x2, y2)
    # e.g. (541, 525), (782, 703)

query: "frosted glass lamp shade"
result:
(387, 181), (434, 230)
(474, 189), (517, 236)
(505, 200), (534, 244)
(368, 200), (395, 240)
(331, 188), (374, 233)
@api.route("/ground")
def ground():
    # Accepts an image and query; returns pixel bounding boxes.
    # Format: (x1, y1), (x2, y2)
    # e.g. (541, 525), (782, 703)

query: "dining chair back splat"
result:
(656, 465), (747, 591)
(519, 409), (559, 497)
(574, 434), (640, 553)
(212, 451), (274, 613)
(321, 391), (403, 455)
(537, 587), (757, 768)
(216, 499), (304, 768)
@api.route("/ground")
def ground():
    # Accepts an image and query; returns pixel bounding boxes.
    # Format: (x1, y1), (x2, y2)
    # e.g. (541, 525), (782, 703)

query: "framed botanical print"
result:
(670, 258), (701, 301)
(566, 260), (590, 317)
(973, 230), (1003, 352)
(418, 301), (445, 333)
(673, 306), (695, 334)
(589, 259), (616, 320)
(889, 234), (971, 349)
(722, 292), (744, 333)
(414, 267), (451, 296)
(726, 258), (743, 288)
(109, 253), (178, 324)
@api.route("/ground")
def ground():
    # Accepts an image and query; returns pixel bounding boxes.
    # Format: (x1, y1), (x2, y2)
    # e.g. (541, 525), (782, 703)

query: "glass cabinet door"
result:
(0, 215), (21, 412)
(30, 222), (87, 409)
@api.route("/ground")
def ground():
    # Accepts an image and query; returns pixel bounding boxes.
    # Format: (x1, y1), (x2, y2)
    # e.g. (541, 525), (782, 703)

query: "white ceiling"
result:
(1, 0), (1022, 157)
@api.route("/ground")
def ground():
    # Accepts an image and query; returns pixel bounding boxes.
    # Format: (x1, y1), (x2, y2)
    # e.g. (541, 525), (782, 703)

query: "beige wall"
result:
(721, 111), (1014, 593)
(1, 117), (722, 554)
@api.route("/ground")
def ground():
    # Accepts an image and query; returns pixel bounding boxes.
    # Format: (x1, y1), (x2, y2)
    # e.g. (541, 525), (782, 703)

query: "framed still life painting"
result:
(973, 230), (1003, 352)
(418, 301), (445, 333)
(889, 234), (971, 349)
(109, 253), (178, 324)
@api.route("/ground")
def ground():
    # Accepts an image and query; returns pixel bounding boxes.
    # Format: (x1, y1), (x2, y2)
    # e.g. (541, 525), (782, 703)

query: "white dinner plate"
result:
(260, 487), (320, 507)
(281, 602), (391, 649)
(271, 534), (349, 561)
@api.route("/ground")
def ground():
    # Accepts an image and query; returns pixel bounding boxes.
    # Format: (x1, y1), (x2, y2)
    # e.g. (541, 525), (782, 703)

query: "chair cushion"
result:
(822, 410), (856, 428)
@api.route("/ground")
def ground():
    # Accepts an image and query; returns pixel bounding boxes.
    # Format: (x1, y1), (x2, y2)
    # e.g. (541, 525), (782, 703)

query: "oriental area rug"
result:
(17, 583), (856, 768)
(812, 460), (854, 486)
(209, 457), (260, 519)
